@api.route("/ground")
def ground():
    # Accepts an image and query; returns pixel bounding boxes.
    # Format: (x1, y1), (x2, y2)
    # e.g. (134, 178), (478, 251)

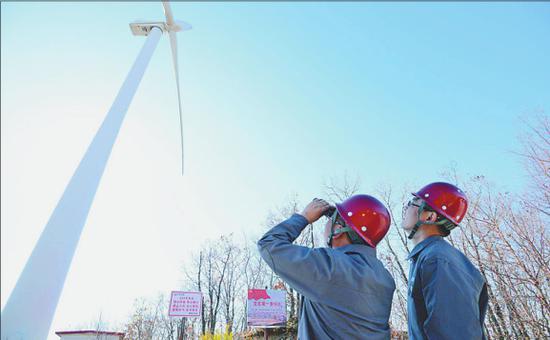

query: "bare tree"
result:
(516, 113), (550, 217)
(323, 172), (361, 202)
(182, 236), (237, 336)
(123, 295), (163, 340)
(219, 235), (243, 334)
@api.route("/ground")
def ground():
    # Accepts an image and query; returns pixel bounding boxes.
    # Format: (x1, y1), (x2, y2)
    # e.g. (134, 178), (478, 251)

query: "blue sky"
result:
(2, 1), (549, 337)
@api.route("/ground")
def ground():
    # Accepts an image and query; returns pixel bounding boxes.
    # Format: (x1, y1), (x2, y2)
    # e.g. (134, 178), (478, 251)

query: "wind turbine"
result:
(1, 2), (190, 339)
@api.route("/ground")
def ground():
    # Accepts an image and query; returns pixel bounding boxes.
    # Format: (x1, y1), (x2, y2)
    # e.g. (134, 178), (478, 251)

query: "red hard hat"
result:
(335, 195), (391, 247)
(413, 182), (468, 225)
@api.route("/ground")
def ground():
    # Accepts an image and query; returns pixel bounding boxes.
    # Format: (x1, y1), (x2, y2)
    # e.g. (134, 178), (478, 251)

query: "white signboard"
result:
(247, 289), (286, 327)
(168, 291), (202, 317)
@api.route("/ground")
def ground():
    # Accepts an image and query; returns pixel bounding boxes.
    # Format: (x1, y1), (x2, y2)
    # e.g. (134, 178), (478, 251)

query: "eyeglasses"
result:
(402, 198), (421, 217)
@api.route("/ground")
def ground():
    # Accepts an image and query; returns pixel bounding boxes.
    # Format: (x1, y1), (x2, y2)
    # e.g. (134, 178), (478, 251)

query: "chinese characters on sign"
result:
(168, 291), (202, 317)
(247, 289), (286, 328)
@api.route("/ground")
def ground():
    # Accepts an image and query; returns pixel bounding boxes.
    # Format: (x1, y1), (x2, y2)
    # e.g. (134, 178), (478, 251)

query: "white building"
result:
(55, 330), (125, 340)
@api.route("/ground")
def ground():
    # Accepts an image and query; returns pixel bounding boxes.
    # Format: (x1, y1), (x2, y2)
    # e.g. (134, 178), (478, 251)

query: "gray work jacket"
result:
(258, 214), (396, 340)
(407, 236), (488, 340)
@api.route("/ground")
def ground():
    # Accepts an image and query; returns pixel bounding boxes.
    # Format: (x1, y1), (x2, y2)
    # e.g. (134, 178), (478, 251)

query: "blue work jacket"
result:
(407, 236), (488, 340)
(258, 214), (396, 340)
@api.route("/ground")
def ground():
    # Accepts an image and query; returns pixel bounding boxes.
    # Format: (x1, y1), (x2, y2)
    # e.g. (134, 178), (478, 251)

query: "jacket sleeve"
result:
(257, 214), (337, 302)
(420, 258), (485, 340)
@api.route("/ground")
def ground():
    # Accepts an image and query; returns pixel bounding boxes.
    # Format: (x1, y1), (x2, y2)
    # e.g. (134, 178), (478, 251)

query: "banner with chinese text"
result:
(168, 291), (202, 317)
(247, 289), (286, 327)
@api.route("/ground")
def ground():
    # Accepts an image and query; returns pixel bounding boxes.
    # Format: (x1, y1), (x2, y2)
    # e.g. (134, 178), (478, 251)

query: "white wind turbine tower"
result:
(1, 2), (190, 339)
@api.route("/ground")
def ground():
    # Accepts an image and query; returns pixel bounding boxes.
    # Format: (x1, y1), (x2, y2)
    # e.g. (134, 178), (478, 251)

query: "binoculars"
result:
(323, 206), (336, 218)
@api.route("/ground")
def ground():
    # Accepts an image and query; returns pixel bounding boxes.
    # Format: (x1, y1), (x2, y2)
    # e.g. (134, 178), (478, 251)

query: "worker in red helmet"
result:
(402, 182), (489, 340)
(258, 195), (395, 340)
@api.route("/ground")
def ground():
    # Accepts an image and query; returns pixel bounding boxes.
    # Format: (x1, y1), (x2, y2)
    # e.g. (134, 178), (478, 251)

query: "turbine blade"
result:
(162, 1), (175, 26)
(169, 30), (185, 175)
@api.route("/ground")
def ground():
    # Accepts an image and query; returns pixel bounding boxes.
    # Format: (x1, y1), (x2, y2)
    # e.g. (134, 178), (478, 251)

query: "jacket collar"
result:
(407, 235), (442, 260)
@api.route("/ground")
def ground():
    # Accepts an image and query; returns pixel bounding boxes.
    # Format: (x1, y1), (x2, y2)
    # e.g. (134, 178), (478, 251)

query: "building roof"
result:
(55, 330), (125, 336)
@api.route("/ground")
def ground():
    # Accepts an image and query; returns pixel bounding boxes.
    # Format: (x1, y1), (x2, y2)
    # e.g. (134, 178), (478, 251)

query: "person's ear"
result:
(421, 211), (437, 223)
(426, 211), (437, 223)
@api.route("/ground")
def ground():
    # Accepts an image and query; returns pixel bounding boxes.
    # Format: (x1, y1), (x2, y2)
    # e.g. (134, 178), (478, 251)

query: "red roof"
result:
(55, 330), (125, 336)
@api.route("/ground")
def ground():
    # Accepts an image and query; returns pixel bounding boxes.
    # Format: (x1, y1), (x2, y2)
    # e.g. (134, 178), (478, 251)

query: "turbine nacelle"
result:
(130, 20), (191, 36)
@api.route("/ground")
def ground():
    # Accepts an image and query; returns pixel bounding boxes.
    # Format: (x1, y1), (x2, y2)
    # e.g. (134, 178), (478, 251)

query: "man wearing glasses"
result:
(258, 195), (395, 339)
(402, 182), (488, 340)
